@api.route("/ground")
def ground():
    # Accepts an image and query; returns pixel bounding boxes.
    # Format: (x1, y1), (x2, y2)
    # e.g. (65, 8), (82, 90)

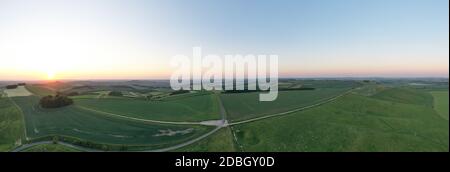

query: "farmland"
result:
(0, 79), (448, 152)
(231, 92), (448, 152)
(12, 96), (214, 151)
(0, 96), (25, 151)
(176, 80), (448, 152)
(221, 80), (356, 122)
(74, 92), (220, 122)
(3, 86), (32, 97)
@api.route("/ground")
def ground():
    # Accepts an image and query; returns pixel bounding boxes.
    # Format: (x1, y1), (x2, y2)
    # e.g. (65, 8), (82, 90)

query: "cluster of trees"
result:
(108, 91), (123, 96)
(39, 94), (74, 108)
(223, 87), (316, 94)
(5, 83), (26, 89)
(5, 85), (18, 89)
(170, 90), (190, 95)
(279, 87), (315, 91)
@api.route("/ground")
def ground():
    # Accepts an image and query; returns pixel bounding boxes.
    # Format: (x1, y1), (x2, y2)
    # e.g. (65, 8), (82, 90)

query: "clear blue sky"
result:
(0, 0), (448, 79)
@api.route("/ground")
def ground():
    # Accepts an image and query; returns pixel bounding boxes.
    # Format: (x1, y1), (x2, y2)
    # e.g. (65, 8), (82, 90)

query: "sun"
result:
(46, 71), (56, 80)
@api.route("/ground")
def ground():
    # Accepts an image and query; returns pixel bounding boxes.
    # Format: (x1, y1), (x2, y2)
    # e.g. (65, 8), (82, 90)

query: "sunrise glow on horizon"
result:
(0, 0), (448, 81)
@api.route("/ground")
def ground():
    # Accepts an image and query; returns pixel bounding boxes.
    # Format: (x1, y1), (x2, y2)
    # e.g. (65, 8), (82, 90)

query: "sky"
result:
(0, 0), (448, 80)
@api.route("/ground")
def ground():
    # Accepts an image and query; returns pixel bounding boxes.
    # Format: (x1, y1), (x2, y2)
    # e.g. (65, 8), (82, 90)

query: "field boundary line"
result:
(229, 126), (244, 152)
(228, 88), (355, 126)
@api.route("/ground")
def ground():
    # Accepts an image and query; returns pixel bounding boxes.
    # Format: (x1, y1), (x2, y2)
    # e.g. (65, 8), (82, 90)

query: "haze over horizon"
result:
(0, 0), (448, 80)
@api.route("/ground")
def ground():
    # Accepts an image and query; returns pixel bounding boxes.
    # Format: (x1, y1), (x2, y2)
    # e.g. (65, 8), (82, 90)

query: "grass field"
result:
(232, 93), (448, 152)
(221, 88), (350, 122)
(430, 91), (449, 120)
(0, 97), (25, 151)
(176, 127), (237, 152)
(74, 93), (220, 122)
(372, 87), (434, 107)
(11, 96), (213, 150)
(22, 143), (81, 152)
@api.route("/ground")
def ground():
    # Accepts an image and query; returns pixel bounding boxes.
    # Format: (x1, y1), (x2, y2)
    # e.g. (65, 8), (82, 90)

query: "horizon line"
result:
(0, 76), (449, 82)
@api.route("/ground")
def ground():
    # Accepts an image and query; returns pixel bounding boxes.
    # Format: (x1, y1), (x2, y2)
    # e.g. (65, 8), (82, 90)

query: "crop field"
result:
(1, 79), (448, 152)
(74, 92), (220, 122)
(0, 97), (25, 151)
(430, 91), (449, 120)
(221, 87), (351, 122)
(231, 92), (448, 152)
(11, 96), (213, 150)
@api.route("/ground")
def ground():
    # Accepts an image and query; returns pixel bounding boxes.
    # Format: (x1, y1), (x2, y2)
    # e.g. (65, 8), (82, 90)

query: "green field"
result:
(22, 143), (81, 152)
(0, 97), (25, 151)
(176, 127), (237, 152)
(1, 79), (447, 152)
(231, 92), (448, 152)
(221, 88), (350, 122)
(25, 85), (55, 96)
(372, 87), (434, 107)
(74, 93), (220, 122)
(430, 91), (449, 120)
(12, 96), (213, 150)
